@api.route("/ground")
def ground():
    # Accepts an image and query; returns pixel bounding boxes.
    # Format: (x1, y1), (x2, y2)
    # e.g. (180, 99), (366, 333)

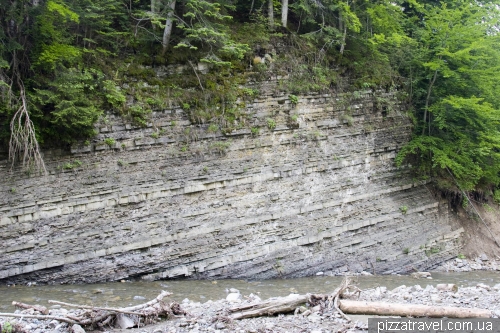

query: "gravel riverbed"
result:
(2, 275), (500, 333)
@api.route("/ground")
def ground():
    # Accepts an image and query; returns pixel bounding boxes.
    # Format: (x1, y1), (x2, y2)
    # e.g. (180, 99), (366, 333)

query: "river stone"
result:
(116, 314), (135, 329)
(229, 288), (239, 293)
(226, 292), (241, 302)
(476, 283), (490, 291)
(71, 324), (86, 333)
(215, 322), (226, 329)
(480, 253), (489, 261)
(308, 313), (322, 323)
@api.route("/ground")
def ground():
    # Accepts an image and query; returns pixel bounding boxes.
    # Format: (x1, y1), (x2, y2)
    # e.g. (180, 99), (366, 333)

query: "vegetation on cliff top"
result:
(1, 0), (500, 196)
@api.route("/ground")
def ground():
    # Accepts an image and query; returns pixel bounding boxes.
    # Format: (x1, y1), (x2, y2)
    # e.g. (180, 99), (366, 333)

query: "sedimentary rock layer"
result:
(0, 82), (463, 284)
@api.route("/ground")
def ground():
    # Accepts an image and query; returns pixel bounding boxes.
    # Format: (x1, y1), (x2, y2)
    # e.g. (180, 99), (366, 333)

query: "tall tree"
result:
(162, 0), (176, 55)
(281, 0), (288, 28)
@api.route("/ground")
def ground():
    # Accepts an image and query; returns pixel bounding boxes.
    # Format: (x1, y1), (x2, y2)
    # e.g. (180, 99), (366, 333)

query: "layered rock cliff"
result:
(0, 77), (463, 284)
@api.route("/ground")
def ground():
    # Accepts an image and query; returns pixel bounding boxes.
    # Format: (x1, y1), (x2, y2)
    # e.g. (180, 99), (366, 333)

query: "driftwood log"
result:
(230, 294), (310, 320)
(230, 291), (492, 320)
(339, 300), (491, 318)
(0, 290), (184, 329)
(12, 302), (49, 315)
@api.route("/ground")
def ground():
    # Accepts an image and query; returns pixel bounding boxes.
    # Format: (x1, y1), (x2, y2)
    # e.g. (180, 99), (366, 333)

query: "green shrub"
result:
(266, 118), (276, 130)
(208, 124), (219, 133)
(104, 138), (116, 146)
(289, 94), (299, 105)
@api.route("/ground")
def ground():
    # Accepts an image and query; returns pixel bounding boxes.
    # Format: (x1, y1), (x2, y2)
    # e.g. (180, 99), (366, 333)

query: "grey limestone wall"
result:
(0, 79), (463, 284)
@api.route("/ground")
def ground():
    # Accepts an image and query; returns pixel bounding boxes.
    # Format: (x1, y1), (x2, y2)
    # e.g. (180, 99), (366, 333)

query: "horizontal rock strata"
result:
(0, 81), (463, 284)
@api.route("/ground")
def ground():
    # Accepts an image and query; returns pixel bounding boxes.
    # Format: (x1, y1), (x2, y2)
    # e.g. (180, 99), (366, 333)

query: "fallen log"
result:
(339, 300), (491, 318)
(230, 295), (492, 320)
(11, 302), (49, 315)
(230, 294), (310, 320)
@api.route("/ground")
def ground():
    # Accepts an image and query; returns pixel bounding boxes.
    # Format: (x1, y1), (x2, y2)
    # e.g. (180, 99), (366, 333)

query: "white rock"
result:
(308, 313), (322, 323)
(316, 272), (324, 276)
(391, 285), (407, 293)
(71, 324), (86, 333)
(116, 314), (136, 329)
(477, 283), (490, 291)
(226, 292), (241, 302)
(229, 288), (239, 293)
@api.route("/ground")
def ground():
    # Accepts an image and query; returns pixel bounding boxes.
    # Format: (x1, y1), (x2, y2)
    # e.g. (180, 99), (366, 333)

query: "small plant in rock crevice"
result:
(266, 118), (276, 130)
(104, 138), (116, 147)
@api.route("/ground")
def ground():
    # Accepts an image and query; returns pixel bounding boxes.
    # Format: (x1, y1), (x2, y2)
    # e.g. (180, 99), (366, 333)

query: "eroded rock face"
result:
(0, 81), (463, 284)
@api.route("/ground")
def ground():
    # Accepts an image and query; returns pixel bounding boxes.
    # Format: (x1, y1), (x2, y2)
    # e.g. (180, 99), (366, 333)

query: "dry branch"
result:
(12, 302), (48, 315)
(47, 300), (143, 316)
(8, 83), (46, 174)
(0, 313), (77, 325)
(121, 290), (172, 312)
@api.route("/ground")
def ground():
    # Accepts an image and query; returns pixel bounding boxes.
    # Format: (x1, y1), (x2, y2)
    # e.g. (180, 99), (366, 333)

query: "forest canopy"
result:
(1, 0), (500, 195)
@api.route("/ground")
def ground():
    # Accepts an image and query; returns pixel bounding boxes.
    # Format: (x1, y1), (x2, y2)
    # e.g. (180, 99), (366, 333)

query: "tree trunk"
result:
(151, 0), (158, 13)
(268, 0), (274, 31)
(422, 67), (439, 135)
(281, 0), (288, 29)
(162, 0), (176, 56)
(339, 300), (491, 318)
(230, 294), (309, 320)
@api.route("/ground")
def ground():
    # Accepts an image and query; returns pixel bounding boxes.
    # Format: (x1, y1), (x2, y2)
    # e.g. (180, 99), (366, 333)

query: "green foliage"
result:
(174, 0), (250, 66)
(62, 159), (82, 170)
(457, 253), (466, 260)
(403, 247), (409, 255)
(209, 141), (230, 154)
(104, 138), (115, 146)
(1, 322), (13, 333)
(399, 206), (408, 215)
(494, 190), (500, 204)
(31, 68), (103, 143)
(103, 80), (126, 109)
(289, 94), (298, 105)
(266, 118), (276, 130)
(207, 123), (219, 133)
